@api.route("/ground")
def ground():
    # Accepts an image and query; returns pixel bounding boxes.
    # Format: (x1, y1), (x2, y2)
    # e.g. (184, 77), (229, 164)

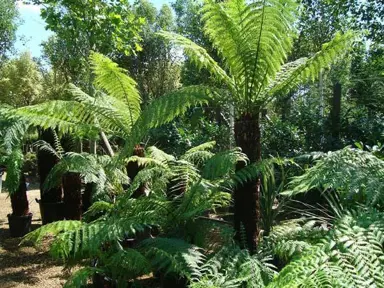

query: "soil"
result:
(0, 189), (71, 288)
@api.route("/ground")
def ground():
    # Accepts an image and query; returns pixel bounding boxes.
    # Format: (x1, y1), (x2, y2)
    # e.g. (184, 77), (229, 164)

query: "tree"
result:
(0, 0), (18, 61)
(30, 0), (144, 87)
(117, 1), (180, 104)
(0, 52), (43, 107)
(159, 0), (356, 253)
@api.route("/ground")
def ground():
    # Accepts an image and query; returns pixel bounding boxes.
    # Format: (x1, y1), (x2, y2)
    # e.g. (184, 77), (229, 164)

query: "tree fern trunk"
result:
(37, 129), (63, 203)
(10, 175), (29, 217)
(127, 144), (147, 198)
(63, 172), (82, 220)
(234, 112), (261, 254)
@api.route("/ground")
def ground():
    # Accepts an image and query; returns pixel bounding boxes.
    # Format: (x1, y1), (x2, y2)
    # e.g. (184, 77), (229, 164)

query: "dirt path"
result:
(0, 190), (70, 288)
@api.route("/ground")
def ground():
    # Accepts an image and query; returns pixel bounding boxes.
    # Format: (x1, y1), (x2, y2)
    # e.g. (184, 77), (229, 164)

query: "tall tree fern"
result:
(158, 0), (357, 252)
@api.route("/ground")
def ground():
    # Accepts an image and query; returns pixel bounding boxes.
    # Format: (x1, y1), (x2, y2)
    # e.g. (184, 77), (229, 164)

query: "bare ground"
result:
(0, 190), (71, 288)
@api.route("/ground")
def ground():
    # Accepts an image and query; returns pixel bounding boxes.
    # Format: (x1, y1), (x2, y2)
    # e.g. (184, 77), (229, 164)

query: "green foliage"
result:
(189, 245), (276, 288)
(283, 147), (384, 205)
(0, 52), (44, 107)
(0, 0), (18, 60)
(267, 209), (384, 288)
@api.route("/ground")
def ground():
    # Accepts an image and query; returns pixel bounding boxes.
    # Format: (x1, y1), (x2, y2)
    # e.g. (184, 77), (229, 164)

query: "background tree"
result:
(0, 0), (18, 62)
(0, 51), (43, 107)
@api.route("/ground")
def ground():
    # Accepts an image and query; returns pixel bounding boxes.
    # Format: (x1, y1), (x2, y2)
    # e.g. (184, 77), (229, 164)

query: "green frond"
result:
(0, 110), (30, 153)
(22, 220), (82, 247)
(83, 201), (114, 222)
(120, 85), (212, 160)
(202, 0), (297, 104)
(267, 31), (357, 100)
(2, 147), (24, 194)
(202, 148), (248, 180)
(105, 249), (152, 280)
(141, 237), (205, 280)
(63, 267), (103, 288)
(229, 159), (274, 188)
(147, 146), (176, 162)
(190, 244), (276, 288)
(90, 52), (141, 126)
(267, 210), (384, 288)
(12, 100), (101, 135)
(33, 129), (64, 160)
(68, 84), (133, 136)
(181, 150), (214, 168)
(283, 147), (384, 205)
(185, 141), (216, 154)
(157, 31), (234, 90)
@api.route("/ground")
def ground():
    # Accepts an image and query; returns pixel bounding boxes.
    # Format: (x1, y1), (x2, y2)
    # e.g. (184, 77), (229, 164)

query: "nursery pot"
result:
(7, 213), (32, 237)
(36, 199), (65, 224)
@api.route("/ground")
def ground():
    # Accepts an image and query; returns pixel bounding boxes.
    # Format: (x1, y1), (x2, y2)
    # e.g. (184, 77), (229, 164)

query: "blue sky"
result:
(15, 0), (173, 58)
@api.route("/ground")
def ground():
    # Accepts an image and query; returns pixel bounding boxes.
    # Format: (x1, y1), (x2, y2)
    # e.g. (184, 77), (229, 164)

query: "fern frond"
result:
(141, 237), (205, 280)
(157, 31), (234, 91)
(22, 220), (82, 247)
(120, 85), (211, 160)
(267, 210), (384, 288)
(90, 52), (141, 126)
(283, 147), (384, 205)
(147, 146), (176, 162)
(63, 267), (103, 288)
(267, 31), (357, 99)
(202, 148), (248, 180)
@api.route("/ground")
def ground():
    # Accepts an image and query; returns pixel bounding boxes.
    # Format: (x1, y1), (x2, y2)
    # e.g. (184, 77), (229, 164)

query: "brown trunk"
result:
(37, 129), (63, 203)
(63, 172), (82, 220)
(11, 175), (29, 217)
(127, 144), (146, 198)
(234, 112), (261, 254)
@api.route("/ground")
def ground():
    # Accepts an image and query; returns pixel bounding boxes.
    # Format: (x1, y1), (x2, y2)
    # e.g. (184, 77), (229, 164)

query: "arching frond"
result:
(267, 210), (384, 288)
(283, 147), (384, 205)
(202, 0), (297, 104)
(267, 31), (357, 100)
(90, 52), (141, 125)
(147, 146), (176, 162)
(202, 148), (248, 180)
(120, 85), (211, 160)
(157, 31), (234, 90)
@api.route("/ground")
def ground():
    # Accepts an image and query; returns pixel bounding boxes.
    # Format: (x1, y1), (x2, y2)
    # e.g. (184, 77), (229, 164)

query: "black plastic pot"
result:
(7, 213), (33, 237)
(36, 199), (65, 224)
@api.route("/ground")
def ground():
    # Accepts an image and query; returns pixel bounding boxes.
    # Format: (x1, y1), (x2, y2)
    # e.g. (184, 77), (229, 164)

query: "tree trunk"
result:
(127, 144), (146, 198)
(234, 112), (261, 254)
(63, 172), (82, 220)
(37, 129), (63, 203)
(10, 175), (29, 217)
(330, 82), (342, 148)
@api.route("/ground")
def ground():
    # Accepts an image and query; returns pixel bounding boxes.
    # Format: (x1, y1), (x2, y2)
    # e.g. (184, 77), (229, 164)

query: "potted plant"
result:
(36, 129), (64, 224)
(2, 149), (33, 237)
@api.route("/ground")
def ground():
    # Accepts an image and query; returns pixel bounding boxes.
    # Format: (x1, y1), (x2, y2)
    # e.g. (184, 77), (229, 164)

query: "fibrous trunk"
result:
(63, 172), (82, 220)
(11, 175), (29, 217)
(234, 112), (261, 254)
(127, 144), (146, 198)
(37, 129), (63, 203)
